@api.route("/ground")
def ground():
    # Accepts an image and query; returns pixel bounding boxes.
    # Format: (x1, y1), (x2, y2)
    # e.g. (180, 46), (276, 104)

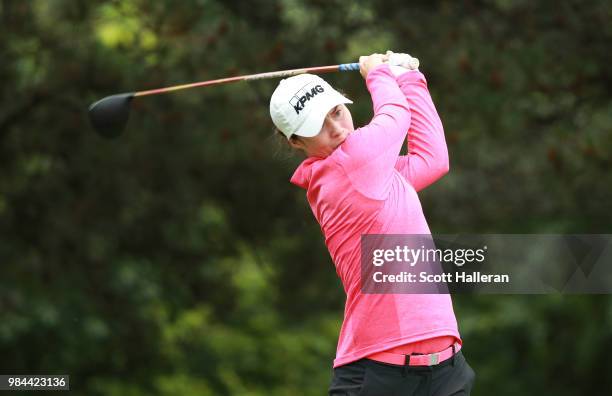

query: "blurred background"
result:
(1, 0), (611, 394)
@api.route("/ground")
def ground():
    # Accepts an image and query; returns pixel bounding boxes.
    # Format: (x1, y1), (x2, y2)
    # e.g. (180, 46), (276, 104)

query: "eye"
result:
(334, 107), (342, 116)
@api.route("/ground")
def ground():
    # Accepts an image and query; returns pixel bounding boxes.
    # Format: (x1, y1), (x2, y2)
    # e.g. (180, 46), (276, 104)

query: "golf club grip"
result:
(338, 63), (360, 71)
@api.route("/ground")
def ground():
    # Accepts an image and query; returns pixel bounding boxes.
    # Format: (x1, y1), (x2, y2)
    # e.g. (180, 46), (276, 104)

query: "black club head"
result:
(88, 93), (134, 138)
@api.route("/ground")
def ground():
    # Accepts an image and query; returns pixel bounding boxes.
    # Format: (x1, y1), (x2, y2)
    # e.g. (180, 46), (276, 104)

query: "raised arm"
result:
(334, 61), (411, 200)
(394, 70), (449, 192)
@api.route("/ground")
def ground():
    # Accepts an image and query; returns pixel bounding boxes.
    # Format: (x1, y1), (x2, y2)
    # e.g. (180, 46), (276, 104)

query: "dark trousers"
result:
(328, 350), (475, 396)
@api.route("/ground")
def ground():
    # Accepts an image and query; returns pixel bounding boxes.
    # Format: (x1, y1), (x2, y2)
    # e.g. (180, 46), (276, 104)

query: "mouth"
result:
(331, 130), (351, 151)
(336, 132), (349, 146)
(333, 138), (345, 150)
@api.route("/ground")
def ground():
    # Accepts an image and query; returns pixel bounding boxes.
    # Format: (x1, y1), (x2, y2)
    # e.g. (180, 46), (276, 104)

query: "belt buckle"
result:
(428, 353), (439, 366)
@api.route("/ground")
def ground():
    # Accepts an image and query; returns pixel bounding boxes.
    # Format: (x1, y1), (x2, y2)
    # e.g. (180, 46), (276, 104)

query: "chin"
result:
(335, 137), (347, 148)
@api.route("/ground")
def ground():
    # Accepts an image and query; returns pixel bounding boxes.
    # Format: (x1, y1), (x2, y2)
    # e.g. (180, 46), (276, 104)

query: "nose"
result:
(328, 120), (344, 138)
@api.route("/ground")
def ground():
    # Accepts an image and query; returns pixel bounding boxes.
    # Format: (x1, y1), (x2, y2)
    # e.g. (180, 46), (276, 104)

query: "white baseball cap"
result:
(269, 73), (352, 139)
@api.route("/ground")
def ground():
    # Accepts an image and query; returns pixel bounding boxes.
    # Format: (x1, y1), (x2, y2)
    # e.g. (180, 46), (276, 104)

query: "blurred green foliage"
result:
(1, 0), (611, 395)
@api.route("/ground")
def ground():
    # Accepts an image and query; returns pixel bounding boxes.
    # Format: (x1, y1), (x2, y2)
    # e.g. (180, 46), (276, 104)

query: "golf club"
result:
(88, 62), (360, 138)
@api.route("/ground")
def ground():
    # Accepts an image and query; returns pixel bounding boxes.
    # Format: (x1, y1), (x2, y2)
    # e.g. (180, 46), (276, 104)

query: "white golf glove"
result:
(385, 50), (419, 77)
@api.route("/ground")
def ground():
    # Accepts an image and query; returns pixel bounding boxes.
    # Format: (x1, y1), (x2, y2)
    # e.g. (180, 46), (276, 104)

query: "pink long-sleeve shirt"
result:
(290, 63), (460, 368)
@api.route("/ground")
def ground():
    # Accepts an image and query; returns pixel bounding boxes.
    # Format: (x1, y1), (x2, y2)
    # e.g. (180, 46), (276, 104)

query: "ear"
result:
(288, 136), (305, 150)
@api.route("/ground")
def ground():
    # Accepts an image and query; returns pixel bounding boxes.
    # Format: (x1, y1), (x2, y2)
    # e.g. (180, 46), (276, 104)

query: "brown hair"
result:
(271, 127), (303, 159)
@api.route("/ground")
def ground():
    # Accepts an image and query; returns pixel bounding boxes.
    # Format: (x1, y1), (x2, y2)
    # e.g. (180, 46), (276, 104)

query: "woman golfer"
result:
(270, 52), (475, 395)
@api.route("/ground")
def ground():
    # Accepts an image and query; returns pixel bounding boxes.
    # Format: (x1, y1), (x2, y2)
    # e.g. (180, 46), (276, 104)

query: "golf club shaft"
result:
(133, 63), (360, 97)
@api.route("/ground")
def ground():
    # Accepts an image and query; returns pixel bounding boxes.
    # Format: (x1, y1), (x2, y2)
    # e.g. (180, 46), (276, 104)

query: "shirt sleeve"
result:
(393, 71), (450, 192)
(334, 63), (411, 200)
